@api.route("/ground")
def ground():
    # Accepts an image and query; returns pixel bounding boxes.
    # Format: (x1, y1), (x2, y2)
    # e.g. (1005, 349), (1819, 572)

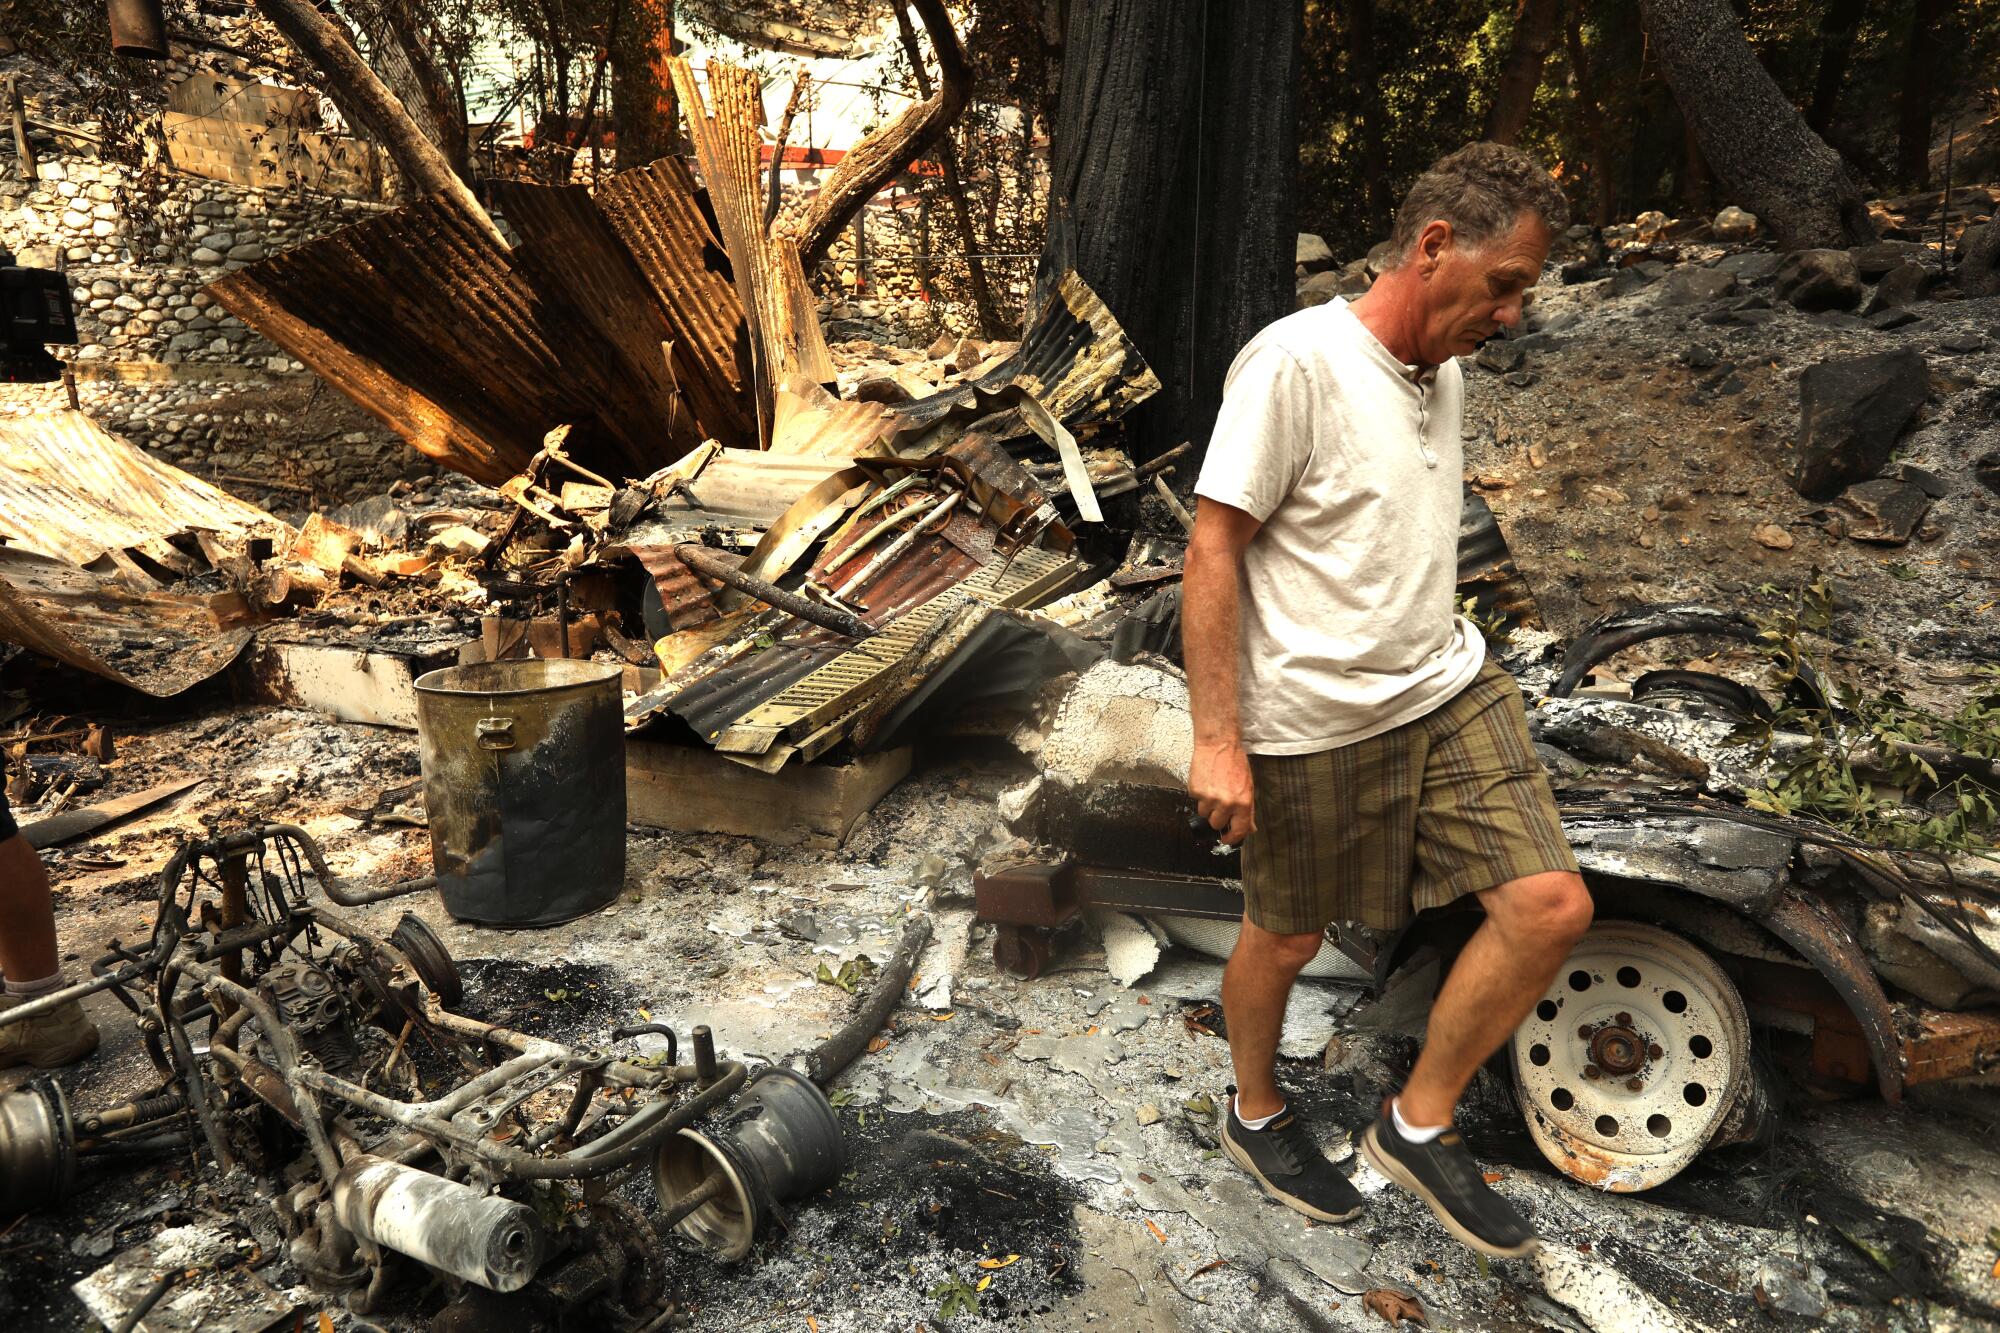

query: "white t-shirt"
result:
(1193, 298), (1484, 755)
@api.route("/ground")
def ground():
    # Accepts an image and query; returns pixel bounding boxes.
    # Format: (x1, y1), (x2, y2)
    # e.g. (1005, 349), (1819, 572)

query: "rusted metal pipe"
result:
(833, 491), (961, 602)
(692, 1025), (718, 1088)
(674, 544), (872, 639)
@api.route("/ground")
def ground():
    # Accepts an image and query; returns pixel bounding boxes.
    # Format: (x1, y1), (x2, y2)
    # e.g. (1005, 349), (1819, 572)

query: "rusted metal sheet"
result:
(669, 57), (835, 445)
(209, 199), (680, 486)
(0, 411), (284, 567)
(595, 158), (756, 447)
(896, 268), (1162, 434)
(208, 200), (557, 484)
(1900, 1006), (2000, 1086)
(1458, 489), (1542, 630)
(633, 545), (721, 631)
(486, 181), (708, 460)
(0, 547), (251, 696)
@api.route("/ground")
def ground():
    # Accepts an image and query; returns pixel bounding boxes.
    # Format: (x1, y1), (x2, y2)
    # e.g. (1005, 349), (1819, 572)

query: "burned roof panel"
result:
(0, 411), (284, 566)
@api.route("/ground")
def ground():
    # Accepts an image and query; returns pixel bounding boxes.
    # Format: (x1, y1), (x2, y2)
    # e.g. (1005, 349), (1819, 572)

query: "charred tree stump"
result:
(1050, 0), (1301, 465)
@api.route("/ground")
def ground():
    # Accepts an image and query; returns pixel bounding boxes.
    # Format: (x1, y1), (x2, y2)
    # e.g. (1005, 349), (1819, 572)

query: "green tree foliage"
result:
(1298, 0), (2000, 261)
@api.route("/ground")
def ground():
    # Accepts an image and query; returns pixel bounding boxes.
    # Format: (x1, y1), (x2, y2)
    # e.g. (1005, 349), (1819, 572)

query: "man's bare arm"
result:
(1184, 497), (1263, 845)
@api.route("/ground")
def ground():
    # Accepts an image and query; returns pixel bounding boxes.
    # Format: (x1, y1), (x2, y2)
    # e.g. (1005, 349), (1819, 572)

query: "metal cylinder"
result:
(331, 1154), (547, 1292)
(0, 1081), (75, 1214)
(106, 0), (170, 59)
(413, 659), (626, 927)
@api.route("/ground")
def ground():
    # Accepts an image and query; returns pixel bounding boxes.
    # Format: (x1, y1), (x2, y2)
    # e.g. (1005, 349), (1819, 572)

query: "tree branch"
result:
(251, 0), (499, 242)
(781, 0), (970, 270)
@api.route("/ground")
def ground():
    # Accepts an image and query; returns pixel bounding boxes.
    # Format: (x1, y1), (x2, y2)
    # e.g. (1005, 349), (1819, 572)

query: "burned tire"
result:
(1510, 920), (1751, 1191)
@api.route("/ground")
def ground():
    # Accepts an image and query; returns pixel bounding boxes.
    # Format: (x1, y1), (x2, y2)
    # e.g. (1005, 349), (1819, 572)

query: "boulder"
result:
(1775, 248), (1864, 310)
(1715, 252), (1782, 282)
(1297, 269), (1341, 308)
(1791, 349), (1929, 501)
(1865, 261), (1933, 312)
(1335, 258), (1373, 295)
(1835, 479), (1931, 545)
(1365, 240), (1398, 278)
(1848, 240), (1924, 278)
(1296, 232), (1335, 270)
(1711, 206), (1758, 241)
(1957, 222), (2000, 297)
(1659, 267), (1738, 306)
(1475, 340), (1525, 373)
(1634, 210), (1670, 244)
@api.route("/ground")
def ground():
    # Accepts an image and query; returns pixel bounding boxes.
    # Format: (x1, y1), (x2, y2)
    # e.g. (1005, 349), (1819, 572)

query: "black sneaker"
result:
(1359, 1105), (1538, 1258)
(1219, 1088), (1365, 1223)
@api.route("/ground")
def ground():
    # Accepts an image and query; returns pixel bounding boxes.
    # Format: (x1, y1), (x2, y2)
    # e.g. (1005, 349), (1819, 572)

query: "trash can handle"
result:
(476, 716), (515, 750)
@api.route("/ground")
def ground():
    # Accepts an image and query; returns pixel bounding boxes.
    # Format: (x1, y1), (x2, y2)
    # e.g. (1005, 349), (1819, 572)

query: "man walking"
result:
(1184, 143), (1592, 1258)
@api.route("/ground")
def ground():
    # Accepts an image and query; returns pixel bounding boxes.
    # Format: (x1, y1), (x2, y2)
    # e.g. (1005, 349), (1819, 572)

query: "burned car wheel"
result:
(1510, 920), (1750, 1192)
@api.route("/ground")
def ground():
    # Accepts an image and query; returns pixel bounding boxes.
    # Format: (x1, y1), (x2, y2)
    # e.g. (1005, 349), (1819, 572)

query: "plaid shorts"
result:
(1241, 659), (1578, 933)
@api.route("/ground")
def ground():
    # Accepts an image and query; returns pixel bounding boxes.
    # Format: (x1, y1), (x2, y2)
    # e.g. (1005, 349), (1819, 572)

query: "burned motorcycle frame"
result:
(0, 824), (806, 1324)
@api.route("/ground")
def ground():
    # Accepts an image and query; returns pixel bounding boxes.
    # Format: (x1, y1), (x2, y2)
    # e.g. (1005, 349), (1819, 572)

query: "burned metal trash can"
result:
(413, 659), (626, 927)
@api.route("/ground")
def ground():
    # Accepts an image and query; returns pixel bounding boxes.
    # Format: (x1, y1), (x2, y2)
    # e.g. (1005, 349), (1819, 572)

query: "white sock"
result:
(3, 972), (64, 998)
(1234, 1095), (1285, 1131)
(1392, 1097), (1447, 1144)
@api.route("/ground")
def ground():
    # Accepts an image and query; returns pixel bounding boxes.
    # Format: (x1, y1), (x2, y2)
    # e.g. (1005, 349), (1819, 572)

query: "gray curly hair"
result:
(1386, 142), (1570, 266)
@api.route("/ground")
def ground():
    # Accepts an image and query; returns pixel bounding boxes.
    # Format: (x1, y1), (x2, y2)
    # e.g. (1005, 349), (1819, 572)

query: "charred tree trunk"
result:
(612, 0), (676, 166)
(1050, 0), (1300, 465)
(252, 0), (499, 240)
(1339, 0), (1393, 225)
(1565, 6), (1617, 225)
(1806, 0), (1865, 136)
(1897, 0), (1943, 189)
(1638, 0), (1873, 249)
(1482, 0), (1562, 146)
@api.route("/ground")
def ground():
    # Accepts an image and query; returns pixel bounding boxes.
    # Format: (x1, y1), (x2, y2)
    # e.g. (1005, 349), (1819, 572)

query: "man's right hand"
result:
(1190, 737), (1256, 846)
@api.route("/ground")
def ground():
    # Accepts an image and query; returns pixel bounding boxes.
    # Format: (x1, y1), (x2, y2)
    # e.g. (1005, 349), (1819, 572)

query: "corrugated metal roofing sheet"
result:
(0, 547), (251, 696)
(595, 158), (758, 446)
(0, 411), (284, 566)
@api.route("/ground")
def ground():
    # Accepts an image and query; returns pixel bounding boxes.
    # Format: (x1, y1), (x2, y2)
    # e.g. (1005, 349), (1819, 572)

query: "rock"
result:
(1956, 221), (2000, 297)
(1752, 1258), (1829, 1319)
(1365, 239), (1398, 278)
(1503, 370), (1537, 387)
(1868, 306), (1921, 330)
(1934, 328), (1988, 353)
(1836, 479), (1931, 544)
(1712, 206), (1758, 241)
(1974, 451), (2000, 496)
(1475, 341), (1525, 373)
(1791, 348), (1928, 500)
(1610, 265), (1659, 297)
(1866, 261), (1933, 312)
(1682, 342), (1721, 369)
(190, 247), (223, 264)
(1135, 1104), (1162, 1127)
(1850, 240), (1924, 278)
(1334, 258), (1373, 295)
(1775, 248), (1864, 310)
(1296, 232), (1334, 269)
(1899, 463), (1947, 497)
(1659, 267), (1737, 306)
(1633, 209), (1670, 244)
(1752, 523), (1794, 550)
(1297, 269), (1342, 308)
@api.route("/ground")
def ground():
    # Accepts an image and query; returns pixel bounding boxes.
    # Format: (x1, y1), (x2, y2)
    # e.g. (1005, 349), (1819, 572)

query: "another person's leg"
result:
(1359, 663), (1588, 1256)
(0, 771), (99, 1069)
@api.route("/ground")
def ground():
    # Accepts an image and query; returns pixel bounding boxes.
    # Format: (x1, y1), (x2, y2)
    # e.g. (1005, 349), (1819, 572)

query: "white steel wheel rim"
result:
(1510, 920), (1748, 1192)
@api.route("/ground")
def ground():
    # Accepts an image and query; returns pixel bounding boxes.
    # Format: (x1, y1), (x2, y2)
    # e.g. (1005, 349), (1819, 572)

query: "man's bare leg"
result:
(0, 833), (61, 984)
(1222, 917), (1326, 1119)
(1397, 870), (1593, 1127)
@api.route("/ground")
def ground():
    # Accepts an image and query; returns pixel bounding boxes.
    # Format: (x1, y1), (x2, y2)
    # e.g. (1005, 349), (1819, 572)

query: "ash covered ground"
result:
(5, 702), (1999, 1333)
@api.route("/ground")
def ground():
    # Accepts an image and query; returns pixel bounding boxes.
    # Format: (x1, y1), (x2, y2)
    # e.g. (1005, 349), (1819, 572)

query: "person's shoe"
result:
(1359, 1103), (1537, 1258)
(1219, 1087), (1365, 1223)
(0, 994), (100, 1070)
